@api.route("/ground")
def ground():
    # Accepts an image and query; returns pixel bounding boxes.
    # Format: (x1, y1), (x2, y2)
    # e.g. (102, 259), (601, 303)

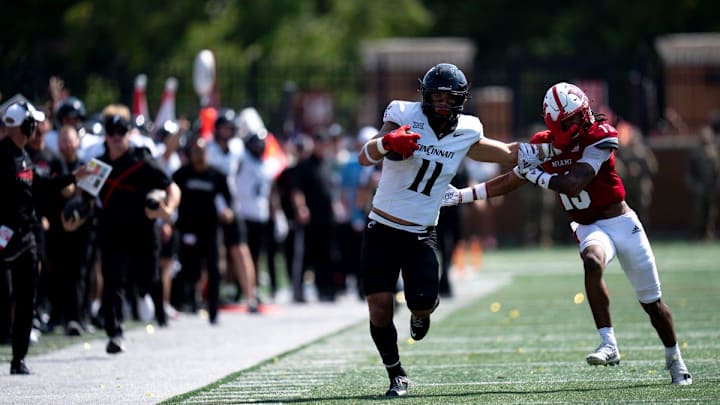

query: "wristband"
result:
(363, 143), (382, 164)
(375, 137), (388, 155)
(459, 183), (487, 203)
(526, 169), (554, 189)
(535, 172), (554, 189)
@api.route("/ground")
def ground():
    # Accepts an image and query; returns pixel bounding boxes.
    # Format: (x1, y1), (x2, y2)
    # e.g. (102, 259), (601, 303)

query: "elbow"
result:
(562, 182), (585, 197)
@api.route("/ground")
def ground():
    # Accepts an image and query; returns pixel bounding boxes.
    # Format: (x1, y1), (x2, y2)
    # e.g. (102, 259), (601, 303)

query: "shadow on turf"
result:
(209, 382), (662, 404)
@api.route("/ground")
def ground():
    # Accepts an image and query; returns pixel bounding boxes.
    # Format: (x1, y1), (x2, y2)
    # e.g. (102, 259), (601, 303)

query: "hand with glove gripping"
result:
(522, 166), (556, 189)
(517, 143), (556, 175)
(441, 183), (487, 207)
(377, 124), (421, 159)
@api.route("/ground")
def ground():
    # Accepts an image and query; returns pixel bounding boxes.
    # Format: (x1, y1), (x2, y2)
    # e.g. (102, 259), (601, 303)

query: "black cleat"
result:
(106, 337), (125, 354)
(10, 360), (30, 375)
(385, 375), (409, 396)
(410, 314), (430, 341)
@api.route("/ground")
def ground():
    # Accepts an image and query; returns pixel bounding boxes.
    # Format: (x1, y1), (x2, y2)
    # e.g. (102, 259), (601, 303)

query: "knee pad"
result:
(636, 285), (662, 304)
(405, 293), (439, 312)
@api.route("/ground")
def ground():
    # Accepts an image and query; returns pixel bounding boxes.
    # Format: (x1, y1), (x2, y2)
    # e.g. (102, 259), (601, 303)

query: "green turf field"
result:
(164, 242), (720, 404)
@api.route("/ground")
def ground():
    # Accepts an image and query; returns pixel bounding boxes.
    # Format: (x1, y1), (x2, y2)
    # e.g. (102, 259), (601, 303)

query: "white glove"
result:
(441, 184), (462, 207)
(517, 143), (542, 175)
(523, 167), (555, 189)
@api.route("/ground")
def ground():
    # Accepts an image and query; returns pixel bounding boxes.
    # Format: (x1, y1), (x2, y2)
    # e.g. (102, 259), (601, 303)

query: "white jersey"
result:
(234, 154), (275, 222)
(371, 100), (483, 227)
(207, 137), (245, 177)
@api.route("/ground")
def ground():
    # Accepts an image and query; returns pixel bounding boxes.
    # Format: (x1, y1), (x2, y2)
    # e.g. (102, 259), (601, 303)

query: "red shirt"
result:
(530, 123), (626, 225)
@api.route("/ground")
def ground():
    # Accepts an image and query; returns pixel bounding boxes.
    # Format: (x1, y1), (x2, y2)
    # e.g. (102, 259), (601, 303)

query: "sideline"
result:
(0, 271), (509, 405)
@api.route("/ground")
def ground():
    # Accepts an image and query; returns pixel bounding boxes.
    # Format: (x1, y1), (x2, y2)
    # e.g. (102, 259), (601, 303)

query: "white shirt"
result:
(207, 137), (245, 178)
(370, 100), (483, 228)
(234, 154), (275, 222)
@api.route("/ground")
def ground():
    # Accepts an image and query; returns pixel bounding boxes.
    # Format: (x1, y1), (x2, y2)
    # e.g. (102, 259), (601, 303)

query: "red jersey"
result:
(530, 123), (626, 225)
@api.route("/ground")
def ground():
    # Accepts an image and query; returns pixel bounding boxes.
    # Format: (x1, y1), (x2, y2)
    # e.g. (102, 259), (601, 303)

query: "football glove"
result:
(523, 167), (555, 189)
(517, 143), (556, 175)
(441, 184), (461, 207)
(380, 125), (421, 159)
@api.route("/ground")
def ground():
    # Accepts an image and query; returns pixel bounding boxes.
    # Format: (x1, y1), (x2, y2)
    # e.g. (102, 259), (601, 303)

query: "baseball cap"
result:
(3, 102), (46, 127)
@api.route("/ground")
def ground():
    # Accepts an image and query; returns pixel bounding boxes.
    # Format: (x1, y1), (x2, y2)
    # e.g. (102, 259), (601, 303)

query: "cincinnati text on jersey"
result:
(416, 143), (456, 159)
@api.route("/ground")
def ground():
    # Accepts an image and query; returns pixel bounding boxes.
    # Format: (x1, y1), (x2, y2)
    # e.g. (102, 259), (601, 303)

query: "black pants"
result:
(0, 242), (39, 363)
(100, 242), (160, 338)
(46, 228), (92, 326)
(176, 231), (220, 321)
(245, 219), (278, 294)
(304, 223), (335, 300)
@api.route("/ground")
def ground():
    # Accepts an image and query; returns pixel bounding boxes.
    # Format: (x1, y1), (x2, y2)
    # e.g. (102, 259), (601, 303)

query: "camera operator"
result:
(1, 99), (92, 374)
(95, 104), (180, 354)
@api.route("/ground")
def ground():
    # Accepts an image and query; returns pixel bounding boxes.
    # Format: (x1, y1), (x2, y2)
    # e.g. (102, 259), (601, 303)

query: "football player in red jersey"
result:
(442, 82), (693, 386)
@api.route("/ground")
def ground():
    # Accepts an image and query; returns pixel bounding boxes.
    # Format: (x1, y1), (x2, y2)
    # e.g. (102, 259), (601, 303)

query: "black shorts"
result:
(160, 229), (179, 259)
(221, 217), (247, 247)
(360, 219), (439, 311)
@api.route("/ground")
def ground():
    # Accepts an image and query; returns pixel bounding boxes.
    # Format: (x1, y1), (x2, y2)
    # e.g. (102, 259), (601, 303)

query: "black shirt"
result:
(173, 164), (232, 234)
(97, 147), (171, 246)
(0, 137), (74, 256)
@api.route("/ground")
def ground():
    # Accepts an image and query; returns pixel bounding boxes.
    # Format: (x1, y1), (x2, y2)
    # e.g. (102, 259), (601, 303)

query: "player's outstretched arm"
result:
(523, 162), (595, 196)
(466, 137), (516, 164)
(441, 168), (526, 207)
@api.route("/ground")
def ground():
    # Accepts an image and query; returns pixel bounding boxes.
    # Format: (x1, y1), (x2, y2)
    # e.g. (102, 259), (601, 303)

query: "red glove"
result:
(381, 125), (421, 159)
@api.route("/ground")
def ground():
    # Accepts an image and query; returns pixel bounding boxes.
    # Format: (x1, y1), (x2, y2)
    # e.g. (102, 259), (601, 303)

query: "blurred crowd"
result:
(0, 94), (378, 343)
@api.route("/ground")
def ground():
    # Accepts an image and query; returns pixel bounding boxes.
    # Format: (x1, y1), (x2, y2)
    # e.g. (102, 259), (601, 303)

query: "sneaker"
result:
(410, 299), (438, 341)
(410, 314), (430, 341)
(106, 337), (125, 354)
(29, 328), (41, 345)
(667, 355), (693, 385)
(164, 303), (179, 320)
(65, 321), (83, 337)
(385, 375), (409, 397)
(10, 360), (30, 375)
(137, 294), (155, 322)
(586, 343), (621, 366)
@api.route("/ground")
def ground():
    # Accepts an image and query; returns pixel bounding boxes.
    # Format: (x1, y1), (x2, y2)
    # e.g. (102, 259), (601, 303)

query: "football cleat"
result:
(385, 375), (409, 397)
(667, 355), (693, 385)
(10, 360), (30, 375)
(106, 337), (125, 354)
(586, 343), (621, 366)
(410, 314), (430, 341)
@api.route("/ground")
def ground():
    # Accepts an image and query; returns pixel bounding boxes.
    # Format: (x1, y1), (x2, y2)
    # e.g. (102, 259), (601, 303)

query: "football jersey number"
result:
(559, 191), (591, 211)
(409, 159), (443, 196)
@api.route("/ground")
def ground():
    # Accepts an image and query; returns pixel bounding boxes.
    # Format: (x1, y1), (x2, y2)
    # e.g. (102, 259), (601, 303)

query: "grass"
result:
(163, 241), (720, 404)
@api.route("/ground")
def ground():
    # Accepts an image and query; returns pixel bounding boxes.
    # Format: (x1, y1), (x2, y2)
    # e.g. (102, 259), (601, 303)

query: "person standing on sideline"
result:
(95, 104), (180, 354)
(173, 137), (234, 324)
(357, 63), (528, 396)
(443, 82), (693, 386)
(0, 99), (91, 374)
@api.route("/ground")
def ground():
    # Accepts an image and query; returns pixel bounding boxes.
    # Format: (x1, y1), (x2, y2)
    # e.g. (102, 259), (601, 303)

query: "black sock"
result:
(387, 363), (406, 379)
(370, 321), (404, 377)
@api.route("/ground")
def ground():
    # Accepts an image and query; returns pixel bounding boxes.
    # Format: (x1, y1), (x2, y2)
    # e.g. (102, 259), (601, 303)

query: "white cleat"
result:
(586, 343), (621, 366)
(667, 355), (693, 385)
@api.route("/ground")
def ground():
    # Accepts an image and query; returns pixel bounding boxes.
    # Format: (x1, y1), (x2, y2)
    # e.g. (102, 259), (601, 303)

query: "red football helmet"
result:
(542, 82), (595, 150)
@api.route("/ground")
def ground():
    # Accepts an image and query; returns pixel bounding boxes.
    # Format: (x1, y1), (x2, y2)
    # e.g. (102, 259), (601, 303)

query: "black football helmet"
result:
(418, 63), (470, 134)
(56, 97), (87, 127)
(214, 108), (237, 131)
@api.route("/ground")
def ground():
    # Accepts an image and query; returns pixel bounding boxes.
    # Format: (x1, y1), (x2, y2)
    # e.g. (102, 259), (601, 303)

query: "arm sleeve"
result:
(577, 145), (613, 175)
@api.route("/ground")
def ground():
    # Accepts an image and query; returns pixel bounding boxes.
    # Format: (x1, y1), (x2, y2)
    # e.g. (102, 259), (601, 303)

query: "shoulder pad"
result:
(593, 137), (619, 150)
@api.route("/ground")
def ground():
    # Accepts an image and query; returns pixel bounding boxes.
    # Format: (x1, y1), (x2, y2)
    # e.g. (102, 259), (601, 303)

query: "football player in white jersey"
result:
(207, 109), (259, 312)
(358, 63), (530, 396)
